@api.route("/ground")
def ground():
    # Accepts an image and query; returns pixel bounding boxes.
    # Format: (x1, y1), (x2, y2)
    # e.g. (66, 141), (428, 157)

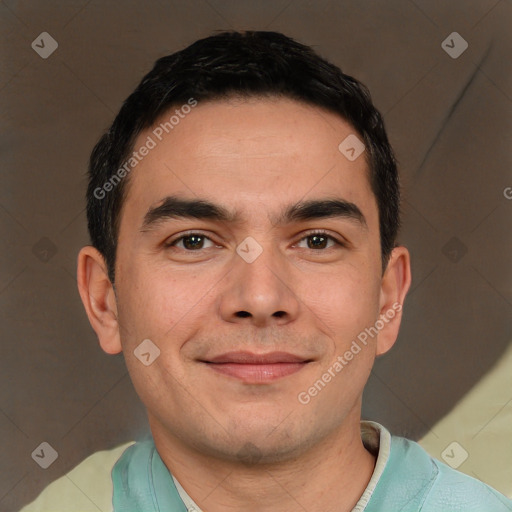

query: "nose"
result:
(217, 240), (300, 328)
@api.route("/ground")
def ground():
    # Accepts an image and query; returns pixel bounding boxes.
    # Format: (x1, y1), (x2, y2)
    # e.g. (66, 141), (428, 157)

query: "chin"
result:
(209, 419), (317, 465)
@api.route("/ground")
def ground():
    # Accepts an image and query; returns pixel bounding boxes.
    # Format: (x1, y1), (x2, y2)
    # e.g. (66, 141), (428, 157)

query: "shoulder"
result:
(426, 453), (512, 512)
(391, 436), (512, 512)
(19, 441), (135, 512)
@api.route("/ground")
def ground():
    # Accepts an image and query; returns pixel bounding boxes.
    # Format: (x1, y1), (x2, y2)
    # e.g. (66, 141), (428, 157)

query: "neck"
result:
(150, 408), (377, 512)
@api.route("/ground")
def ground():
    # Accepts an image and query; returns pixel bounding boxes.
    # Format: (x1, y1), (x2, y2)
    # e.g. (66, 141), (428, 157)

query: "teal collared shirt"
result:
(111, 421), (512, 511)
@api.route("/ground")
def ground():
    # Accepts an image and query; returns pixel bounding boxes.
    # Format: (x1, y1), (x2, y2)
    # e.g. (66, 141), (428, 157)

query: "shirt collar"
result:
(171, 420), (391, 512)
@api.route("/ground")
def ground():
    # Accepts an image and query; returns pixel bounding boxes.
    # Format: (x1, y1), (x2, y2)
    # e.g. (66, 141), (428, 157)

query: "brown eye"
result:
(307, 234), (329, 249)
(296, 231), (342, 250)
(168, 234), (215, 250)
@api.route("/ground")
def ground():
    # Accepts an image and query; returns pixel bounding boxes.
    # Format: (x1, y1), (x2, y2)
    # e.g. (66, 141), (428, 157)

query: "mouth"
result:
(199, 351), (313, 383)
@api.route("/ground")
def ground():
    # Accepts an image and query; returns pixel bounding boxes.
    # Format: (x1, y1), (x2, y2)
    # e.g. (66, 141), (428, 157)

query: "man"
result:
(22, 31), (512, 511)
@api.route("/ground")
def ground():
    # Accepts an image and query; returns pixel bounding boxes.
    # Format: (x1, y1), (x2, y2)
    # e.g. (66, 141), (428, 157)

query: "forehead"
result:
(120, 97), (376, 229)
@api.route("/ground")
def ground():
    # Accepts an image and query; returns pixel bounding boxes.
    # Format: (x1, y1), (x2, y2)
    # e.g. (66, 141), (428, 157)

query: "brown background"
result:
(1, 1), (511, 510)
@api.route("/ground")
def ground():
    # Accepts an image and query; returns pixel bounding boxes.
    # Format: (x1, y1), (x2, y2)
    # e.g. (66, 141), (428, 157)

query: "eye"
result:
(295, 230), (344, 250)
(166, 233), (216, 251)
(165, 230), (345, 252)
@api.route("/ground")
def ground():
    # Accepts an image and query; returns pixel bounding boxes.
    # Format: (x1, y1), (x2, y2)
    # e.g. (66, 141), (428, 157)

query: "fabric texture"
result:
(109, 421), (512, 512)
(19, 420), (512, 511)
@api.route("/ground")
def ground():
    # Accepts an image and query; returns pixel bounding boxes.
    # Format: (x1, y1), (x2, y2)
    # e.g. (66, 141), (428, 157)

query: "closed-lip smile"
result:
(200, 351), (313, 383)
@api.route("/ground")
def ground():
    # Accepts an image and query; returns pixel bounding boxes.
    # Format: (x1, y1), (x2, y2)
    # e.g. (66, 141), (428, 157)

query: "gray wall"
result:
(1, 1), (511, 510)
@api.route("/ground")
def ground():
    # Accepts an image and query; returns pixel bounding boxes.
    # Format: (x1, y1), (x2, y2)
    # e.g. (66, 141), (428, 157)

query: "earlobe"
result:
(376, 246), (412, 356)
(76, 246), (122, 355)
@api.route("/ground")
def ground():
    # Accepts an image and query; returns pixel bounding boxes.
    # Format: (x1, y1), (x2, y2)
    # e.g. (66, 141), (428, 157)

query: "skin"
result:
(77, 96), (411, 512)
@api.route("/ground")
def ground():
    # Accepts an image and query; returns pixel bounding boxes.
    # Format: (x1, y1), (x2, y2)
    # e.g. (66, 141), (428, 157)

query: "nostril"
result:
(236, 311), (251, 318)
(273, 311), (286, 318)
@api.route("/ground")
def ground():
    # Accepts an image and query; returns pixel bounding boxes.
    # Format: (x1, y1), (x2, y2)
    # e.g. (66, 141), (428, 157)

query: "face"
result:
(79, 96), (410, 464)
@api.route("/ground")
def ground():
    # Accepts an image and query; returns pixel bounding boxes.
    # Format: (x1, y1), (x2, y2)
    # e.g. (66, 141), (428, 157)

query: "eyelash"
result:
(165, 230), (346, 251)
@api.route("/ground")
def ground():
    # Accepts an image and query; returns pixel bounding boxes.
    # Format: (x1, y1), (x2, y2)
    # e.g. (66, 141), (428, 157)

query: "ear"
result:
(375, 246), (411, 357)
(76, 246), (122, 355)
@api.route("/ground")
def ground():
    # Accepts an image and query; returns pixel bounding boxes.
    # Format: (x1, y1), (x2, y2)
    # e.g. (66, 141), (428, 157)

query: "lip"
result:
(205, 351), (310, 364)
(200, 351), (312, 383)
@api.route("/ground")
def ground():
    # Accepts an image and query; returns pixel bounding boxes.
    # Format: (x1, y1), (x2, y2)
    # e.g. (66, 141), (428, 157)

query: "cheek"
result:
(117, 271), (202, 410)
(304, 262), (380, 333)
(117, 261), (208, 340)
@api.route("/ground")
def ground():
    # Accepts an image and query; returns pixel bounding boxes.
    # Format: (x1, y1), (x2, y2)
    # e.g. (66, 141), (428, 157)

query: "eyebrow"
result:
(140, 195), (367, 232)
